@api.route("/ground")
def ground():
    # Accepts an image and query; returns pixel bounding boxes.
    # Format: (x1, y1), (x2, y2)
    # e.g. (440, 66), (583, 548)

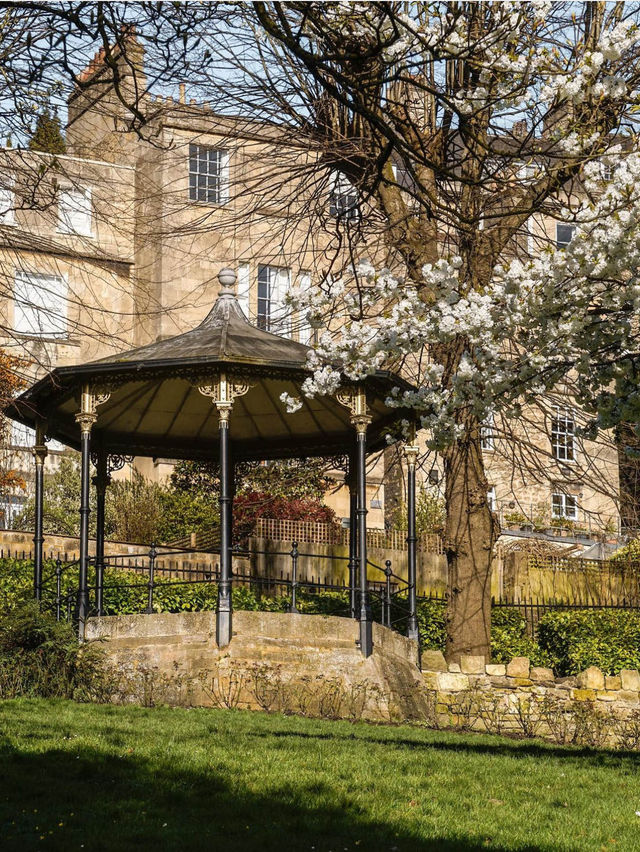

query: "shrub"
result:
(0, 602), (112, 700)
(537, 609), (640, 675)
(491, 608), (553, 667)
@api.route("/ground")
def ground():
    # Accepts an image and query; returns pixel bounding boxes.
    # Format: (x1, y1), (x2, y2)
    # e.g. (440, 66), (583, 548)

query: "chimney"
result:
(179, 83), (186, 104)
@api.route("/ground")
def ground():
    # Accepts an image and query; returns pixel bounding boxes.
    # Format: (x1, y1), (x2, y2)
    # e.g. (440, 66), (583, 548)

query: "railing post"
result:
(348, 448), (358, 618)
(146, 543), (157, 614)
(404, 440), (419, 640)
(290, 540), (299, 613)
(93, 450), (110, 616)
(55, 558), (62, 622)
(32, 420), (47, 602)
(385, 559), (392, 628)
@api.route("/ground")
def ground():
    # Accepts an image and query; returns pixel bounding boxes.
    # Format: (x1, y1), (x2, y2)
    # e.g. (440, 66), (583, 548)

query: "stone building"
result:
(0, 43), (621, 537)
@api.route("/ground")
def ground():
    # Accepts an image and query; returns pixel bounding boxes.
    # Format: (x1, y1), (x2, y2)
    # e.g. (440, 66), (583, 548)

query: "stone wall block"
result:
(506, 657), (530, 678)
(421, 650), (448, 672)
(573, 688), (596, 701)
(530, 667), (554, 682)
(485, 663), (506, 677)
(437, 672), (470, 692)
(620, 670), (640, 691)
(460, 655), (485, 674)
(576, 666), (605, 690)
(448, 662), (461, 673)
(605, 675), (622, 691)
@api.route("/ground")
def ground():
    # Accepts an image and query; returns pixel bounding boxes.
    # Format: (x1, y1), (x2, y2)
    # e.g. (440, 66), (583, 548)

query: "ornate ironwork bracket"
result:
(75, 386), (111, 434)
(198, 372), (251, 422)
(336, 386), (371, 435)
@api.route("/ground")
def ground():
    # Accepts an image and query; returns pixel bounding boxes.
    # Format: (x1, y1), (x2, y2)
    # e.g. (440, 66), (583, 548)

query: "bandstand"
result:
(6, 269), (420, 656)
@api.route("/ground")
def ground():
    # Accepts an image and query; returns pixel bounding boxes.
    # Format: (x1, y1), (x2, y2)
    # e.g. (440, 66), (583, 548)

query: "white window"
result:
(601, 162), (614, 181)
(9, 422), (65, 452)
(11, 421), (35, 447)
(552, 492), (578, 521)
(551, 406), (575, 462)
(14, 271), (67, 338)
(58, 187), (93, 236)
(481, 412), (494, 450)
(0, 183), (15, 226)
(257, 265), (291, 336)
(236, 263), (250, 318)
(0, 494), (25, 526)
(297, 271), (314, 346)
(330, 172), (359, 220)
(189, 144), (229, 204)
(556, 223), (575, 249)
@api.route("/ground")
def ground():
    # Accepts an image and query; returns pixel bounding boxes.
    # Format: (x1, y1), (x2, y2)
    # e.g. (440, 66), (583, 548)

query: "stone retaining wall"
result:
(421, 650), (640, 747)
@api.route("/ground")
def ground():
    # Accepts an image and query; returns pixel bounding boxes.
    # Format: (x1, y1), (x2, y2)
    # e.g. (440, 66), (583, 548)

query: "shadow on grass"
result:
(0, 740), (547, 852)
(257, 726), (640, 766)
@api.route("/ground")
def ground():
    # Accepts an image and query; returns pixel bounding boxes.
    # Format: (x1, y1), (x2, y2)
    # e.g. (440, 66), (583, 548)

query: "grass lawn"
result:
(0, 701), (639, 851)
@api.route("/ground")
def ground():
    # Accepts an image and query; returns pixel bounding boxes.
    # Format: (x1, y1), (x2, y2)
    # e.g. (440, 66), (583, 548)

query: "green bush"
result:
(537, 609), (640, 675)
(0, 602), (112, 700)
(490, 608), (553, 667)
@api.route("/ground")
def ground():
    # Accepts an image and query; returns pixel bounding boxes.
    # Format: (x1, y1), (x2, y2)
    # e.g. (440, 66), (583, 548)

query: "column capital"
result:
(403, 444), (420, 466)
(75, 411), (97, 434)
(32, 443), (48, 464)
(198, 372), (251, 422)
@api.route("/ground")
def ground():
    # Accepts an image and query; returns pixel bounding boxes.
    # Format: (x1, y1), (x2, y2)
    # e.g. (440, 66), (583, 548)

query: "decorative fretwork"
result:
(198, 372), (252, 422)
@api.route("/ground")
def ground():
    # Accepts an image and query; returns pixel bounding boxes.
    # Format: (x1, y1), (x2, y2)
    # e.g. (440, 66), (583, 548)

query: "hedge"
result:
(2, 558), (640, 675)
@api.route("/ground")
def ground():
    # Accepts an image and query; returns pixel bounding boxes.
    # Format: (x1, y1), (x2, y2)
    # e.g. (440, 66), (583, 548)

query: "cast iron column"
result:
(404, 442), (419, 640)
(198, 352), (250, 648)
(75, 387), (97, 639)
(218, 408), (232, 646)
(93, 451), (109, 617)
(32, 421), (48, 601)
(348, 448), (358, 618)
(355, 408), (372, 657)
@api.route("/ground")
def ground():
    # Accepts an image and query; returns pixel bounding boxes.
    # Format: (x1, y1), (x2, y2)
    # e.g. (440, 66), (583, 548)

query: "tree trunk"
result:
(443, 427), (499, 662)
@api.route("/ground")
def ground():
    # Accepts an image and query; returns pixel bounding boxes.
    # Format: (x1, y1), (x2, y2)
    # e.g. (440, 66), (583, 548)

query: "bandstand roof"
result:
(6, 270), (414, 461)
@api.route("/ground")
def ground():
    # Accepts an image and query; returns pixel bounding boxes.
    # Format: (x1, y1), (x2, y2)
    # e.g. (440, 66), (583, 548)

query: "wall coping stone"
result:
(460, 655), (485, 674)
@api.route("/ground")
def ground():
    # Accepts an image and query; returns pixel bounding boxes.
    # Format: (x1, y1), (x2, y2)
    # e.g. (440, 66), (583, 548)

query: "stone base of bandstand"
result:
(86, 611), (428, 722)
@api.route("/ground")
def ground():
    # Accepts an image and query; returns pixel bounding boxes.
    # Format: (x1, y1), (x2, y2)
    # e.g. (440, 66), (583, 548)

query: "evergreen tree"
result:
(28, 109), (65, 154)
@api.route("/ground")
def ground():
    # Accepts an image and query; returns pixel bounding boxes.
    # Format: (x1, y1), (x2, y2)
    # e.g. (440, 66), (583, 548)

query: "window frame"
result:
(57, 185), (93, 237)
(257, 264), (291, 336)
(13, 270), (68, 339)
(188, 143), (229, 205)
(329, 171), (360, 221)
(551, 405), (576, 463)
(556, 223), (575, 249)
(551, 492), (578, 521)
(481, 412), (495, 451)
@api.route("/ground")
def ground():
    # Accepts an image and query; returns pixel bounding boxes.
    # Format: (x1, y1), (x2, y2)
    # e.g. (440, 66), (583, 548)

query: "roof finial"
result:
(218, 267), (236, 296)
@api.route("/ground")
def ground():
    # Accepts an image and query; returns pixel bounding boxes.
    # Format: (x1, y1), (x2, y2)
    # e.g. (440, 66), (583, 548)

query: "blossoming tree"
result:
(241, 0), (640, 659)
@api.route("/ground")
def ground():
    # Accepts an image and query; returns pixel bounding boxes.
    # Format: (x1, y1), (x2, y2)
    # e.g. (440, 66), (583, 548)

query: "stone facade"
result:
(0, 43), (622, 536)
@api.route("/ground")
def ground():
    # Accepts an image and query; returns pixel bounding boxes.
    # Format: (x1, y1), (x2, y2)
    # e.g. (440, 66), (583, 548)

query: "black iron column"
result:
(355, 410), (372, 656)
(93, 451), (109, 617)
(348, 448), (358, 618)
(218, 402), (232, 646)
(198, 364), (250, 648)
(32, 420), (47, 601)
(75, 387), (97, 639)
(404, 442), (419, 640)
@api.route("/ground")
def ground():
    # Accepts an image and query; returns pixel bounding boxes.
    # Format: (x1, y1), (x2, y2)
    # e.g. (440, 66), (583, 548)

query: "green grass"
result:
(1, 701), (640, 851)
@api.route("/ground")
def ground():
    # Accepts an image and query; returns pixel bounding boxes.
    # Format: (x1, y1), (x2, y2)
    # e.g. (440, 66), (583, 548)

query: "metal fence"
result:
(42, 543), (413, 635)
